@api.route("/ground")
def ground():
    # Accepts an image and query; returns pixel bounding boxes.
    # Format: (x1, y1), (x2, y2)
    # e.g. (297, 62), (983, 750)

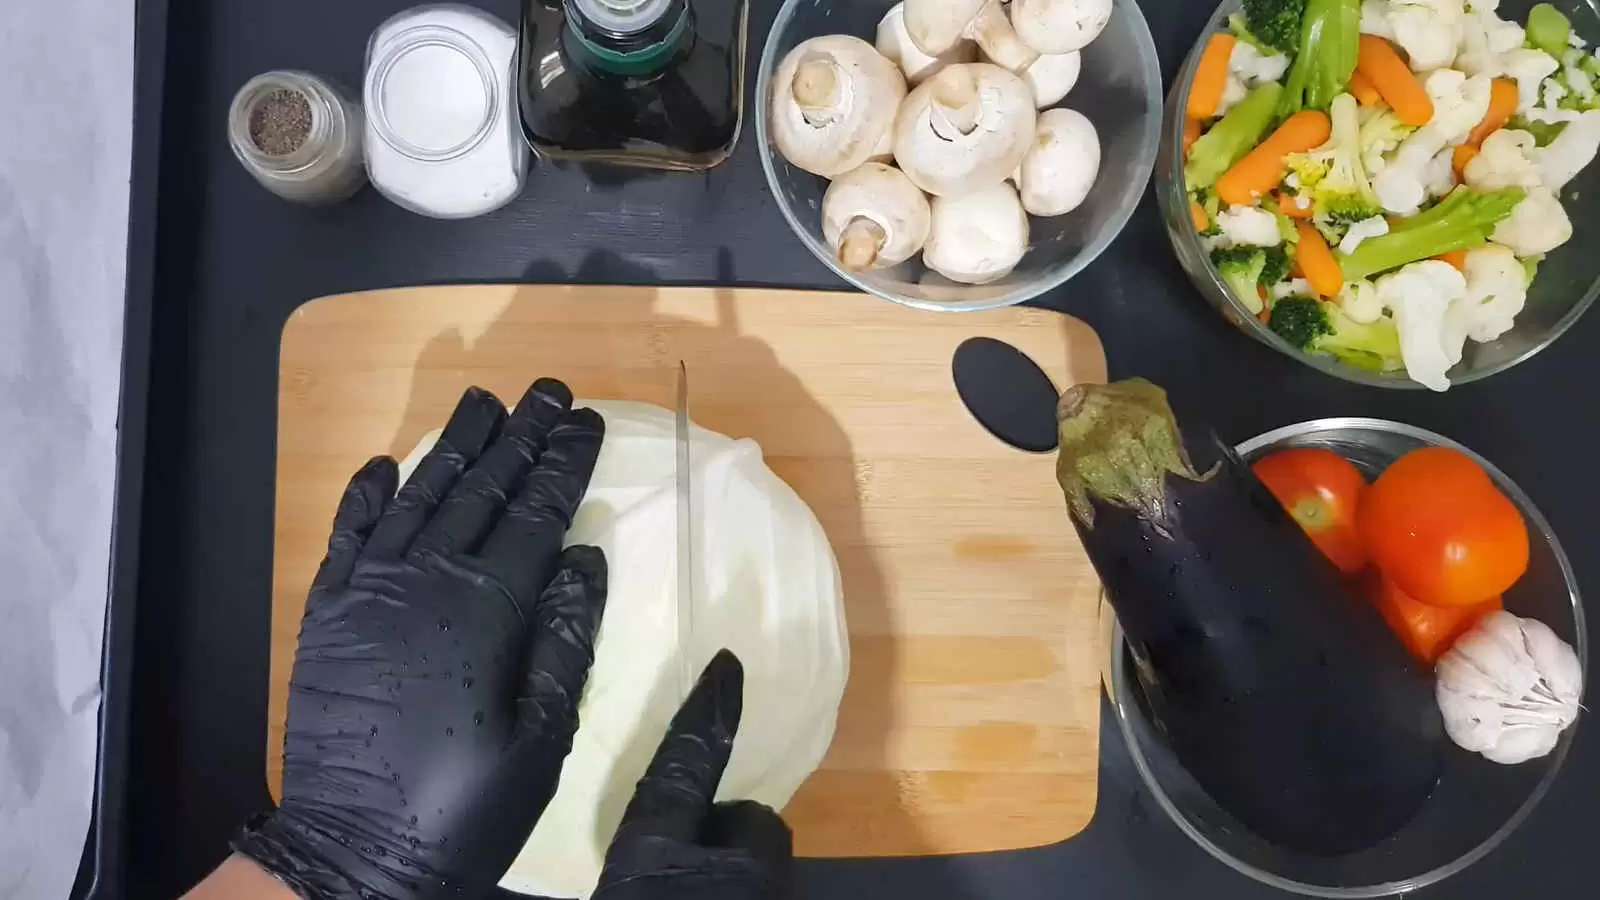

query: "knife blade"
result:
(674, 362), (695, 698)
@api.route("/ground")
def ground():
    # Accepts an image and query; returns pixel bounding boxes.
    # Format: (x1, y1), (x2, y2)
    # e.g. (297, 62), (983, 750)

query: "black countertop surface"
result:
(125, 0), (1596, 896)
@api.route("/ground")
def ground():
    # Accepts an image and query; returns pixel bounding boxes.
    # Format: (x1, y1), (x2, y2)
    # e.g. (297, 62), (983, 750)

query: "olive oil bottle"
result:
(517, 0), (748, 170)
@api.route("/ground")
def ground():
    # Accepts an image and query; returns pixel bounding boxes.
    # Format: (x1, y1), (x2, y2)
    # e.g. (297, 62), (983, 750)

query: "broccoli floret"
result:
(1311, 94), (1383, 224)
(1318, 307), (1403, 372)
(1212, 246), (1269, 314)
(1280, 0), (1361, 116)
(1186, 83), (1285, 189)
(1259, 245), (1292, 285)
(1269, 297), (1403, 371)
(1284, 95), (1380, 240)
(1240, 0), (1306, 57)
(1268, 296), (1332, 349)
(1313, 218), (1348, 246)
(1227, 14), (1274, 54)
(1339, 187), (1527, 281)
(1357, 108), (1416, 166)
(1284, 154), (1330, 190)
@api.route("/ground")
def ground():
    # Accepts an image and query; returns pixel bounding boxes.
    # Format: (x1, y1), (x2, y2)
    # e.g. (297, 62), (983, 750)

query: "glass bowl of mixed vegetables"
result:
(1104, 417), (1585, 896)
(1157, 0), (1600, 389)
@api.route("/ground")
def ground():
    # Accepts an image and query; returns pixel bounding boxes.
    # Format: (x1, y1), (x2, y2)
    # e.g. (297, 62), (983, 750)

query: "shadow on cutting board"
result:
(369, 249), (917, 864)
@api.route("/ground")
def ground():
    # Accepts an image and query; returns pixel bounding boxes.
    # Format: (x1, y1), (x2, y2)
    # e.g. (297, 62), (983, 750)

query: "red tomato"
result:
(1358, 447), (1529, 608)
(1366, 572), (1501, 664)
(1252, 448), (1370, 574)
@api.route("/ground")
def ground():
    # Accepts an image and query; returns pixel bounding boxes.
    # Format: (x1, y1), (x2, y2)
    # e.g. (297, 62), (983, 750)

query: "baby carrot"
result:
(1187, 33), (1237, 120)
(1347, 69), (1382, 107)
(1466, 78), (1519, 146)
(1190, 199), (1209, 231)
(1184, 117), (1202, 155)
(1452, 143), (1479, 178)
(1357, 35), (1433, 127)
(1277, 191), (1314, 219)
(1216, 110), (1332, 206)
(1435, 249), (1470, 271)
(1296, 221), (1343, 298)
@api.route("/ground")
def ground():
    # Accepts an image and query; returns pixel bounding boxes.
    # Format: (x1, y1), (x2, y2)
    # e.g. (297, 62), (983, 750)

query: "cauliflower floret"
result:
(1374, 163), (1429, 213)
(1456, 5), (1526, 76)
(1492, 186), (1573, 256)
(1338, 279), (1385, 323)
(1338, 215), (1391, 255)
(1525, 104), (1583, 125)
(1359, 109), (1415, 172)
(1362, 0), (1399, 39)
(1423, 69), (1494, 143)
(1566, 59), (1597, 103)
(1457, 244), (1528, 343)
(1541, 109), (1600, 192)
(1373, 70), (1491, 213)
(1424, 147), (1458, 197)
(1503, 48), (1561, 113)
(1386, 0), (1467, 73)
(1230, 41), (1290, 85)
(1274, 277), (1314, 300)
(1215, 74), (1250, 117)
(1376, 260), (1470, 391)
(1542, 74), (1570, 107)
(1215, 205), (1283, 247)
(1463, 128), (1544, 190)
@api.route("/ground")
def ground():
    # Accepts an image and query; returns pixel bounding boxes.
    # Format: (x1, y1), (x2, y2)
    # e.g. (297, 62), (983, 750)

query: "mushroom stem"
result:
(837, 217), (888, 270)
(793, 57), (843, 123)
(970, 1), (1039, 73)
(929, 67), (981, 136)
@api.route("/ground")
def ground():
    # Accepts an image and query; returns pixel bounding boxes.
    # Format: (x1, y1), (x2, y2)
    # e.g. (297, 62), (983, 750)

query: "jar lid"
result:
(572, 0), (674, 35)
(367, 23), (496, 162)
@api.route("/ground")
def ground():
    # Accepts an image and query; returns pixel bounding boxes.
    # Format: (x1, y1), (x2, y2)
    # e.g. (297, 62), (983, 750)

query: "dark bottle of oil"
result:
(517, 0), (747, 170)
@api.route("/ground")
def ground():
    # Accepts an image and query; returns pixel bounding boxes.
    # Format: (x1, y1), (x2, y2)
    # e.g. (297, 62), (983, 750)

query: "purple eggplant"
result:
(1057, 379), (1441, 855)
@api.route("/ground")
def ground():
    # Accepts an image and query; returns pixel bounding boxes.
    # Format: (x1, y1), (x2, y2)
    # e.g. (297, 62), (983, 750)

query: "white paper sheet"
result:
(0, 2), (134, 897)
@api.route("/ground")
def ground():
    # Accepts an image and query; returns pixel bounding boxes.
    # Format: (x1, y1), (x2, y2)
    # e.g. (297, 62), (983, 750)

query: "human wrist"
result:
(183, 854), (300, 900)
(233, 807), (400, 900)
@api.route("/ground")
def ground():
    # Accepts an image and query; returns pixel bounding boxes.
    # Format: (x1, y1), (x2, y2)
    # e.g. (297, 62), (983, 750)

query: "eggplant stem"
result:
(1054, 379), (1213, 528)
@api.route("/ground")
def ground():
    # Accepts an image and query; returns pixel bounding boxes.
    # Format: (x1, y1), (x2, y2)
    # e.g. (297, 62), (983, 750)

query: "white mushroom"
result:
(770, 35), (907, 177)
(1017, 108), (1100, 216)
(877, 2), (976, 85)
(892, 63), (1036, 197)
(923, 181), (1030, 283)
(1020, 51), (1082, 107)
(904, 0), (1040, 74)
(1011, 0), (1113, 55)
(821, 162), (932, 270)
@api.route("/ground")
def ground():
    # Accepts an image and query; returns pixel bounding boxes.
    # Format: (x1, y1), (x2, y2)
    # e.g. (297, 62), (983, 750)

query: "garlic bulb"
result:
(1435, 611), (1583, 765)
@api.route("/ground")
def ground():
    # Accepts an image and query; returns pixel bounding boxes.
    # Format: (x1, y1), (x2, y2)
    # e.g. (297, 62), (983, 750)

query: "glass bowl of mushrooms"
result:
(1099, 418), (1586, 897)
(756, 0), (1163, 311)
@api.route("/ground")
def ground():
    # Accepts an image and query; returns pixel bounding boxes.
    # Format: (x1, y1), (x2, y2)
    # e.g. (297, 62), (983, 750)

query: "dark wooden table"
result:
(118, 0), (1597, 896)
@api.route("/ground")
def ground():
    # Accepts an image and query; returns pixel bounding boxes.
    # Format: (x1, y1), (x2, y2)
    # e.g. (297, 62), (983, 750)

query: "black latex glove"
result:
(237, 379), (607, 900)
(594, 650), (793, 900)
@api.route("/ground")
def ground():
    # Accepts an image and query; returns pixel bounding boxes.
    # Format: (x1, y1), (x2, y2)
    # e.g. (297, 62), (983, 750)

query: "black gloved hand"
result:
(238, 379), (607, 900)
(594, 650), (793, 900)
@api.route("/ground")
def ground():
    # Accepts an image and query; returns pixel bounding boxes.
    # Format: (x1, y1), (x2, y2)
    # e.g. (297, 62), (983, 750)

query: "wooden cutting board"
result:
(271, 285), (1107, 857)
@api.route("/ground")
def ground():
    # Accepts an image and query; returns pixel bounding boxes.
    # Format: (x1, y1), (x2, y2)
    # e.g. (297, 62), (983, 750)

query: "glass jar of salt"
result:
(363, 5), (530, 219)
(227, 71), (367, 204)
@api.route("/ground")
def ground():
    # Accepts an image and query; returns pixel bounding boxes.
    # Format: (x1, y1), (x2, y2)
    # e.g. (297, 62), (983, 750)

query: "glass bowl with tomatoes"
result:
(1103, 417), (1585, 897)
